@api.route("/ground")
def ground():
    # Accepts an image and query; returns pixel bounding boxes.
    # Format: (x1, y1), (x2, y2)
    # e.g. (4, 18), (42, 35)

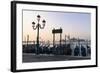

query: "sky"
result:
(22, 10), (91, 42)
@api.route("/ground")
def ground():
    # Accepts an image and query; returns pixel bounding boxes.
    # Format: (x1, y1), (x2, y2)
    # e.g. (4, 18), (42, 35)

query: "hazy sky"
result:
(22, 10), (91, 42)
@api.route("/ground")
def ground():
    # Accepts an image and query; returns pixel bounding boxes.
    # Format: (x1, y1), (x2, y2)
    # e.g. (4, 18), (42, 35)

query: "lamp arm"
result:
(32, 25), (37, 30)
(39, 24), (45, 29)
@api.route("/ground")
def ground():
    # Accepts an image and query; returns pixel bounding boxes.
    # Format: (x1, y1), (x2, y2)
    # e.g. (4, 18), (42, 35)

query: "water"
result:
(23, 40), (90, 47)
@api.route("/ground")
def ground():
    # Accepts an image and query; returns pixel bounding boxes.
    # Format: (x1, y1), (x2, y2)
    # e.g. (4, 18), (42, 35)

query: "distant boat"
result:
(74, 45), (80, 56)
(81, 45), (86, 56)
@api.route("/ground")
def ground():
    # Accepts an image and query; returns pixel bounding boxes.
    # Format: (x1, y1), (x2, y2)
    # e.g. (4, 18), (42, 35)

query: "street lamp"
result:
(32, 15), (46, 54)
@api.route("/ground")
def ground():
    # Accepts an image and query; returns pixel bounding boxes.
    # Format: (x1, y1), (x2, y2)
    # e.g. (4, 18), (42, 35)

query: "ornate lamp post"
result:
(32, 15), (46, 54)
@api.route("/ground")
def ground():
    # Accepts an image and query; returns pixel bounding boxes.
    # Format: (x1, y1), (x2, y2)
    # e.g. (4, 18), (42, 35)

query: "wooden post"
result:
(65, 35), (67, 46)
(60, 33), (62, 46)
(27, 35), (29, 46)
(53, 33), (55, 47)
